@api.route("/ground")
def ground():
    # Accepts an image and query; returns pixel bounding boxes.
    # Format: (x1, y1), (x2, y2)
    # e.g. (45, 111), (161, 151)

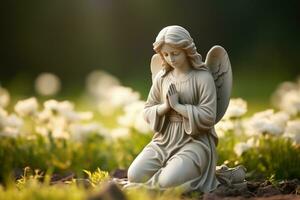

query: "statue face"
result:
(161, 44), (188, 70)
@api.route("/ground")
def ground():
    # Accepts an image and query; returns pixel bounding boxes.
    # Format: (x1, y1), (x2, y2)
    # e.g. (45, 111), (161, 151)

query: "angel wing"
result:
(205, 45), (232, 123)
(150, 54), (163, 82)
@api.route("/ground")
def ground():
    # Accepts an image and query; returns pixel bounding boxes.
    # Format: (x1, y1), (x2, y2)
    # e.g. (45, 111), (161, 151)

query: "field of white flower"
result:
(0, 71), (299, 199)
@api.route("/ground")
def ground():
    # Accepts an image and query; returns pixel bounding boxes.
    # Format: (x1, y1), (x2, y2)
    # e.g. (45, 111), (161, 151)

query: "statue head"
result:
(153, 25), (205, 74)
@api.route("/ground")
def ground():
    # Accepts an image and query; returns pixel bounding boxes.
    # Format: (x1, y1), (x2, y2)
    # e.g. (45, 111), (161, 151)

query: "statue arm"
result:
(182, 72), (217, 135)
(143, 75), (168, 132)
(157, 103), (170, 116)
(172, 104), (188, 118)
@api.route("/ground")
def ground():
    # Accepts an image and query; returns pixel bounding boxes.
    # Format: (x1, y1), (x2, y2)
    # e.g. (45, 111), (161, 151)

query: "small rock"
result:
(213, 184), (249, 197)
(111, 169), (128, 179)
(50, 172), (75, 185)
(260, 180), (272, 187)
(257, 185), (282, 197)
(278, 179), (300, 194)
(247, 181), (261, 192)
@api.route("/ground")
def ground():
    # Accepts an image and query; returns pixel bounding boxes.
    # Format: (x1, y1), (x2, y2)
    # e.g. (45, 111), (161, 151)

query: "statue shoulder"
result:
(194, 69), (214, 84)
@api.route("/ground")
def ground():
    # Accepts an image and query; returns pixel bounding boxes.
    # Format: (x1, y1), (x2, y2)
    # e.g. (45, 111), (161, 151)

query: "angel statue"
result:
(124, 25), (244, 193)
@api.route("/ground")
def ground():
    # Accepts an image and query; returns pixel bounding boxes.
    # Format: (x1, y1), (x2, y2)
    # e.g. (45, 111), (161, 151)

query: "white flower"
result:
(0, 86), (10, 108)
(43, 116), (69, 139)
(117, 101), (150, 134)
(4, 114), (24, 128)
(118, 101), (144, 127)
(134, 115), (151, 134)
(43, 100), (93, 122)
(283, 120), (300, 144)
(70, 123), (109, 140)
(86, 70), (120, 99)
(36, 109), (53, 123)
(0, 127), (20, 138)
(278, 90), (300, 116)
(224, 98), (247, 119)
(35, 99), (95, 139)
(36, 115), (69, 139)
(244, 109), (289, 136)
(0, 107), (7, 117)
(44, 100), (74, 113)
(234, 142), (251, 156)
(110, 127), (130, 139)
(35, 126), (49, 137)
(70, 123), (99, 136)
(97, 85), (141, 115)
(215, 120), (234, 138)
(0, 108), (8, 128)
(14, 97), (39, 117)
(246, 137), (259, 147)
(35, 73), (61, 96)
(271, 81), (300, 115)
(234, 138), (256, 156)
(0, 114), (23, 138)
(77, 112), (93, 121)
(106, 86), (140, 107)
(97, 101), (119, 116)
(52, 127), (69, 139)
(61, 111), (94, 122)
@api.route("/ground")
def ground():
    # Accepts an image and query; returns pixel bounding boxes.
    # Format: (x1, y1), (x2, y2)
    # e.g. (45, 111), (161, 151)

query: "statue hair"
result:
(153, 25), (206, 76)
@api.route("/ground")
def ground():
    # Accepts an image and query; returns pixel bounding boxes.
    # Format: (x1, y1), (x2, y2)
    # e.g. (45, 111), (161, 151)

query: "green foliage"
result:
(16, 167), (44, 190)
(112, 129), (151, 168)
(241, 136), (300, 180)
(0, 167), (186, 200)
(0, 124), (299, 200)
(1, 129), (300, 185)
(0, 179), (85, 200)
(217, 132), (300, 180)
(217, 131), (240, 166)
(83, 168), (110, 187)
(0, 131), (151, 183)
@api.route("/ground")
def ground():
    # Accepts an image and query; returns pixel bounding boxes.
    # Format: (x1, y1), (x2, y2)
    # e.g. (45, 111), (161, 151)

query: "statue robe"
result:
(127, 68), (220, 193)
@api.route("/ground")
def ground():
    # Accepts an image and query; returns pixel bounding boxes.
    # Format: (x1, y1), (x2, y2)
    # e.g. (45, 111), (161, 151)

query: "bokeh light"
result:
(34, 73), (61, 96)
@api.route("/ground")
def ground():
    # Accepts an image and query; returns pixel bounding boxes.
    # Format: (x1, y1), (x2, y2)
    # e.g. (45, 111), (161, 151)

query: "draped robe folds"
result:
(127, 68), (220, 193)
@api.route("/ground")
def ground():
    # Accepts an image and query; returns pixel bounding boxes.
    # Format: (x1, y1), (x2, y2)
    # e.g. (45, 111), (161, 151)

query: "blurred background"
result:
(0, 0), (299, 110)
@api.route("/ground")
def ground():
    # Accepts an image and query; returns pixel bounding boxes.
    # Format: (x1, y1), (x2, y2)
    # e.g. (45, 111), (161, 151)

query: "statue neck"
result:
(172, 61), (192, 78)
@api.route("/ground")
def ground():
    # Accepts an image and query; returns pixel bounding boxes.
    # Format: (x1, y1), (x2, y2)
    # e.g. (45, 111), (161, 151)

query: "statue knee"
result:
(128, 165), (149, 183)
(127, 165), (140, 183)
(158, 174), (174, 188)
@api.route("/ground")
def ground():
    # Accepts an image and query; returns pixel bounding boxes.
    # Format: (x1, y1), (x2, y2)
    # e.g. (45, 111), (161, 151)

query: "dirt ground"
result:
(19, 168), (300, 200)
(89, 169), (300, 200)
(202, 179), (300, 200)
